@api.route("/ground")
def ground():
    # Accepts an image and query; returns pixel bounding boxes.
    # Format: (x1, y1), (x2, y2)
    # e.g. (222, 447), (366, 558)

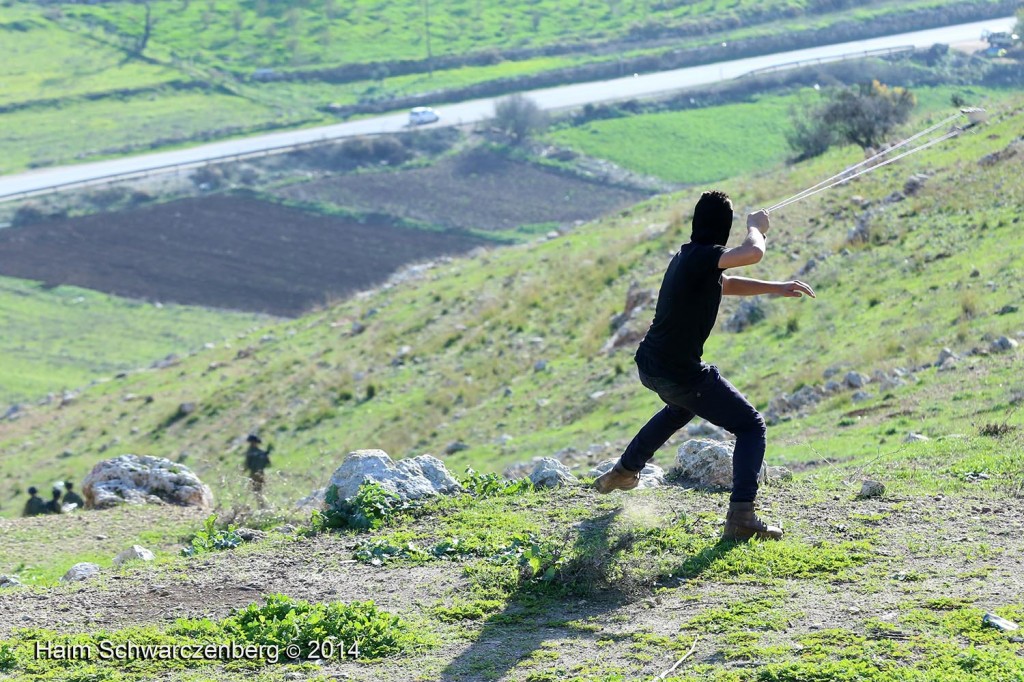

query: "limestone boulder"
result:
(530, 458), (578, 488)
(673, 439), (738, 488)
(61, 563), (100, 583)
(991, 336), (1019, 353)
(844, 371), (869, 389)
(673, 439), (786, 488)
(112, 545), (156, 567)
(82, 455), (213, 510)
(325, 450), (461, 502)
(590, 459), (665, 489)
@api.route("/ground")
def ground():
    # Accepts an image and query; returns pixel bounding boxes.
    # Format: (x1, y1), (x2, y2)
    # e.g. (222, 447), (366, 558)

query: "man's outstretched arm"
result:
(723, 276), (816, 298)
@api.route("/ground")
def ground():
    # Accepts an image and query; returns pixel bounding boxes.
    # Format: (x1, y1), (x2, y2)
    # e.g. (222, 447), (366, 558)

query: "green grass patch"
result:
(0, 275), (268, 404)
(0, 594), (431, 679)
(549, 93), (800, 184)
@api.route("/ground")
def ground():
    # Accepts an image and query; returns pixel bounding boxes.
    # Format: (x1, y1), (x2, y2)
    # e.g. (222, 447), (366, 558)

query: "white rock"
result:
(762, 466), (794, 483)
(61, 563), (100, 583)
(903, 432), (929, 443)
(82, 455), (213, 510)
(844, 371), (869, 389)
(0, 575), (22, 589)
(113, 545), (156, 567)
(590, 459), (665, 489)
(529, 458), (578, 488)
(991, 336), (1019, 353)
(859, 480), (886, 498)
(673, 439), (737, 488)
(937, 347), (959, 366)
(325, 450), (460, 502)
(723, 298), (766, 333)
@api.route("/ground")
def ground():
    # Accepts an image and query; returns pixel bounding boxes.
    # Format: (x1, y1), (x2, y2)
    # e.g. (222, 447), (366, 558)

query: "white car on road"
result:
(409, 107), (440, 125)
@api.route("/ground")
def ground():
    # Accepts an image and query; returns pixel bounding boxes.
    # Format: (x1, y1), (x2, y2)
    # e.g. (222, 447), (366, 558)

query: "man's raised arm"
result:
(718, 209), (769, 270)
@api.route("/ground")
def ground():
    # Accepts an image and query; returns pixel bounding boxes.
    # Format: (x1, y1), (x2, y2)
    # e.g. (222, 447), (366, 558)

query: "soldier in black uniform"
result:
(62, 481), (85, 509)
(22, 487), (46, 517)
(244, 434), (272, 498)
(43, 486), (63, 514)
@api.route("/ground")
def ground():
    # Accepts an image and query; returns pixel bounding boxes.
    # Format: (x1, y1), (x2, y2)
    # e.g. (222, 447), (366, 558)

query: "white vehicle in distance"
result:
(409, 106), (440, 125)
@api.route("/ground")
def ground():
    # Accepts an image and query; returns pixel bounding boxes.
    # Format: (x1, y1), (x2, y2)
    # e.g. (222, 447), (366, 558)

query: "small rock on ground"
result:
(859, 480), (886, 499)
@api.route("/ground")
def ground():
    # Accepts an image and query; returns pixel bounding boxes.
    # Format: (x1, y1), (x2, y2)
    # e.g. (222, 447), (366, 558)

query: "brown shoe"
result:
(722, 502), (783, 541)
(594, 461), (641, 494)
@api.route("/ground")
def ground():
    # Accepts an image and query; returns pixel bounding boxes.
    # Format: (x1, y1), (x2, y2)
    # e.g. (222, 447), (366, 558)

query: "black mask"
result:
(690, 195), (733, 246)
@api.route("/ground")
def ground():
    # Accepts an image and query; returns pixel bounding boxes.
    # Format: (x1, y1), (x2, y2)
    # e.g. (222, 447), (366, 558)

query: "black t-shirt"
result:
(635, 242), (728, 385)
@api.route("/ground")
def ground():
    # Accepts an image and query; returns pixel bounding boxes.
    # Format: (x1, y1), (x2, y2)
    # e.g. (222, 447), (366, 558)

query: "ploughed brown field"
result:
(276, 147), (650, 232)
(0, 196), (490, 317)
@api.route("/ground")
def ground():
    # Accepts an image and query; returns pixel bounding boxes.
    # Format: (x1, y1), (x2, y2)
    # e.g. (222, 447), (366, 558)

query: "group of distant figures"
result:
(20, 435), (271, 517)
(23, 481), (84, 516)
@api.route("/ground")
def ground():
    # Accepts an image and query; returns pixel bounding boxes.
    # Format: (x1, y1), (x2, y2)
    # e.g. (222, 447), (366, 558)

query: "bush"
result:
(310, 481), (414, 532)
(461, 468), (533, 497)
(219, 594), (424, 660)
(493, 94), (548, 144)
(786, 80), (915, 159)
(11, 203), (64, 227)
(786, 104), (837, 162)
(181, 514), (243, 556)
(822, 80), (916, 149)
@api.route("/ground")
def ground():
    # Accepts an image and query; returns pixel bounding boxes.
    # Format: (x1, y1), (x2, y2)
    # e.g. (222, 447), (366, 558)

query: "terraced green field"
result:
(1, 0), (1009, 173)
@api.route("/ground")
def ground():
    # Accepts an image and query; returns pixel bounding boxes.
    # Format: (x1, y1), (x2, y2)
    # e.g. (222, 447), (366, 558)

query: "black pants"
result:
(620, 365), (766, 503)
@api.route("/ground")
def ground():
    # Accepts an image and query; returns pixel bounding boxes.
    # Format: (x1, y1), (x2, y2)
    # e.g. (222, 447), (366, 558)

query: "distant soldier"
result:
(62, 481), (85, 509)
(22, 487), (46, 517)
(43, 486), (63, 514)
(243, 434), (272, 497)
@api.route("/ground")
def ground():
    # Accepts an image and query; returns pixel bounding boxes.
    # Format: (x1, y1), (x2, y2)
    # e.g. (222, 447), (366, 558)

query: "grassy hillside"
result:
(0, 95), (1022, 682)
(1, 0), (1008, 173)
(0, 276), (270, 404)
(0, 97), (1020, 521)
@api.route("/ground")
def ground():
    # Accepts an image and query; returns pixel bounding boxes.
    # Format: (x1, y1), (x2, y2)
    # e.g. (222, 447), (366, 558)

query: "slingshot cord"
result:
(767, 111), (966, 212)
(769, 127), (962, 210)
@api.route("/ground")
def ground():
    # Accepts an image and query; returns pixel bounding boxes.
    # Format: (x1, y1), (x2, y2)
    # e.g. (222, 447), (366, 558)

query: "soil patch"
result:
(276, 147), (650, 232)
(0, 196), (491, 317)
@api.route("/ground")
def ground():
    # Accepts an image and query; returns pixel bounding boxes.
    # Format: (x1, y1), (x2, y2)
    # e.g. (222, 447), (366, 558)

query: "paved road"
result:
(0, 16), (1014, 201)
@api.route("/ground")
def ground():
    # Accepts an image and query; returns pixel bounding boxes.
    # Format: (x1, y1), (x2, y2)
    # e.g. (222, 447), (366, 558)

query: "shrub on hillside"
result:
(786, 105), (838, 162)
(493, 94), (548, 144)
(310, 481), (415, 532)
(786, 80), (915, 160)
(824, 80), (916, 149)
(11, 203), (65, 227)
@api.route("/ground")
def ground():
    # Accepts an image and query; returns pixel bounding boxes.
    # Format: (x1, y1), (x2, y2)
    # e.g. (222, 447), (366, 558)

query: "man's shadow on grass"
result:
(438, 509), (741, 681)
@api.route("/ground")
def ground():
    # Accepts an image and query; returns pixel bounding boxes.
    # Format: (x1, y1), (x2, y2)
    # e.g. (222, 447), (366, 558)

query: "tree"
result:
(822, 80), (915, 150)
(786, 105), (836, 162)
(493, 94), (548, 144)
